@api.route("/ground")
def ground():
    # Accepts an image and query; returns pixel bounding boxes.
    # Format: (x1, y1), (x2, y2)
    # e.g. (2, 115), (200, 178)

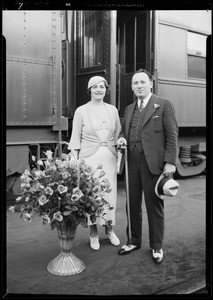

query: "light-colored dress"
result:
(68, 101), (121, 225)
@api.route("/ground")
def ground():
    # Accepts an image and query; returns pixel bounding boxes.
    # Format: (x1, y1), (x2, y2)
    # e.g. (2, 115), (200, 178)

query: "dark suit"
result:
(120, 94), (178, 250)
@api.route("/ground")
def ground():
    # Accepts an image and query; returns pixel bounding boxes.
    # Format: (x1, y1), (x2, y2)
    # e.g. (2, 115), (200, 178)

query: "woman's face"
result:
(90, 81), (106, 101)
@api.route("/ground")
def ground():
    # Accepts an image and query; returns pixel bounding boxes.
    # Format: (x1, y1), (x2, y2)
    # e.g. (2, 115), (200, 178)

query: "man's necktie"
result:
(139, 100), (144, 112)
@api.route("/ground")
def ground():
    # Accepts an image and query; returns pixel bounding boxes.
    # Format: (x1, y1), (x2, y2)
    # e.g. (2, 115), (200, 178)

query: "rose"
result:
(44, 160), (51, 168)
(31, 155), (36, 162)
(21, 182), (31, 189)
(100, 178), (110, 188)
(20, 172), (32, 182)
(38, 195), (49, 206)
(62, 172), (71, 180)
(24, 212), (32, 222)
(58, 185), (68, 194)
(16, 196), (22, 202)
(42, 215), (51, 225)
(33, 170), (46, 179)
(44, 150), (53, 161)
(93, 185), (102, 194)
(53, 211), (63, 222)
(8, 206), (15, 213)
(37, 160), (43, 166)
(71, 187), (84, 202)
(44, 187), (53, 195)
(48, 165), (57, 172)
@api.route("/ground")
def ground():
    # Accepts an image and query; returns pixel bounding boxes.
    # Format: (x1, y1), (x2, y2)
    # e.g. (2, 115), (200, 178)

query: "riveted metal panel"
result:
(24, 11), (53, 60)
(3, 10), (62, 126)
(6, 61), (53, 125)
(7, 127), (59, 144)
(158, 82), (206, 127)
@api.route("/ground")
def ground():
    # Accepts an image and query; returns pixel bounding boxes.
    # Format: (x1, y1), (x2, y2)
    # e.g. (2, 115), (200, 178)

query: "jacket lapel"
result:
(142, 95), (160, 128)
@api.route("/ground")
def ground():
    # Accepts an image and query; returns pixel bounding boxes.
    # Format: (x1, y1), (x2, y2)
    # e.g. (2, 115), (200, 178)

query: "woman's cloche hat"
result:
(155, 172), (179, 199)
(87, 76), (109, 89)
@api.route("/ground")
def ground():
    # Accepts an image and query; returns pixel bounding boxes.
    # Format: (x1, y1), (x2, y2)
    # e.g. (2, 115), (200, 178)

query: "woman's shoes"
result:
(107, 231), (120, 246)
(90, 231), (120, 250)
(90, 235), (100, 250)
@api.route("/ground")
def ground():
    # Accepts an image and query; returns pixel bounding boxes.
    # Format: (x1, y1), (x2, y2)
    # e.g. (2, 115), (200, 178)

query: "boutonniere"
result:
(154, 103), (160, 109)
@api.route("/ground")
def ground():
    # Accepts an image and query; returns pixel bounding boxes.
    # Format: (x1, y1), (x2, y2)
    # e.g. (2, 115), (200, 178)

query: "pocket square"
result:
(153, 115), (159, 118)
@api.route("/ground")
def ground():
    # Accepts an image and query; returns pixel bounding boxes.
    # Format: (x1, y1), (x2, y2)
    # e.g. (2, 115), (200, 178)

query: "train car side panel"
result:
(154, 10), (210, 128)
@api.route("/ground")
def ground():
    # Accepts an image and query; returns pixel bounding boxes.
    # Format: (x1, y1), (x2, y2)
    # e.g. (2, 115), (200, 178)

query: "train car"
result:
(63, 10), (210, 176)
(3, 10), (211, 199)
(3, 11), (68, 199)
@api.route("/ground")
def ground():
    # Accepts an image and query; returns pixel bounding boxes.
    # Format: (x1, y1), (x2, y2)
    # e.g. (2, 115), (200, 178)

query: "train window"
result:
(187, 32), (207, 80)
(80, 11), (103, 68)
(188, 55), (206, 79)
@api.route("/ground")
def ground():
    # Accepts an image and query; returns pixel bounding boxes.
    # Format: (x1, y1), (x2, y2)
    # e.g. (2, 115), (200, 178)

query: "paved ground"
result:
(5, 175), (206, 296)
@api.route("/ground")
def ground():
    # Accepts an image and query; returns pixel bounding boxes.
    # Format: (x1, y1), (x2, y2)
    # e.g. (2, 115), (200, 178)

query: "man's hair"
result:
(134, 69), (153, 81)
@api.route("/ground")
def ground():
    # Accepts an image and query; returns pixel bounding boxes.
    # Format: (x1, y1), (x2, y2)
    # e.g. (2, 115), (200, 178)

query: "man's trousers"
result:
(126, 147), (164, 250)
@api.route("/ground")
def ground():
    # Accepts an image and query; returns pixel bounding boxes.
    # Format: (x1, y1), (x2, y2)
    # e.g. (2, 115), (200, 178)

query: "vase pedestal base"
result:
(47, 251), (86, 276)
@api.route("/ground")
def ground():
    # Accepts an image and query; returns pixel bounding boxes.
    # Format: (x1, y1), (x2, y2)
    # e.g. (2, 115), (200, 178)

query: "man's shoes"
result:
(90, 235), (100, 250)
(118, 244), (140, 255)
(152, 249), (163, 264)
(107, 231), (120, 246)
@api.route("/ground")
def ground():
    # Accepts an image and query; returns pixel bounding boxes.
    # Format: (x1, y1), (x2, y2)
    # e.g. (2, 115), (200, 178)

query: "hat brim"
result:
(155, 172), (166, 199)
(87, 76), (108, 89)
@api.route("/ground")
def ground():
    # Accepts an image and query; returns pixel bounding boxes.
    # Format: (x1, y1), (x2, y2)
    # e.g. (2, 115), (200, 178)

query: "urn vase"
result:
(47, 217), (85, 276)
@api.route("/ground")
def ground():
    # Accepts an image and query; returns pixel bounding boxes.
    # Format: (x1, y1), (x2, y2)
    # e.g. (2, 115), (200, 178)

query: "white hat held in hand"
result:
(155, 172), (179, 199)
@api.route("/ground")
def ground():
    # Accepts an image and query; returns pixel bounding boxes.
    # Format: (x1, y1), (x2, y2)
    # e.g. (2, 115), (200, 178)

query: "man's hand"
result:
(164, 162), (176, 177)
(117, 137), (127, 150)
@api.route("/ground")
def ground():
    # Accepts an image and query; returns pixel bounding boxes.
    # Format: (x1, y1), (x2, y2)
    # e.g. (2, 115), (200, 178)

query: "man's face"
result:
(131, 72), (152, 99)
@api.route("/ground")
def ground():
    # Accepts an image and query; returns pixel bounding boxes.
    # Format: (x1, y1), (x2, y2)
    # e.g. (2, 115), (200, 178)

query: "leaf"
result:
(90, 214), (96, 224)
(70, 206), (78, 212)
(64, 205), (72, 210)
(63, 210), (72, 216)
(50, 220), (57, 230)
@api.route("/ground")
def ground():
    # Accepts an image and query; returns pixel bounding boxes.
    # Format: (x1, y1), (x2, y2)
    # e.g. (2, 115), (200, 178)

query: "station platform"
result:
(5, 175), (207, 296)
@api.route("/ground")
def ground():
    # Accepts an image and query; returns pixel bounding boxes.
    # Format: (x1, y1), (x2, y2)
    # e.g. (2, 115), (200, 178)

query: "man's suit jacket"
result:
(120, 94), (179, 175)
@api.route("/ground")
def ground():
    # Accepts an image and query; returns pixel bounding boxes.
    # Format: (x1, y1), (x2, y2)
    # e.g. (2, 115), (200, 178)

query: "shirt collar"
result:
(138, 92), (152, 108)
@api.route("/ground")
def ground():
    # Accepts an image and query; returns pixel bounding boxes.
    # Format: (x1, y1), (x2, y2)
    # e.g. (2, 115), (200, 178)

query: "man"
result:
(117, 69), (178, 264)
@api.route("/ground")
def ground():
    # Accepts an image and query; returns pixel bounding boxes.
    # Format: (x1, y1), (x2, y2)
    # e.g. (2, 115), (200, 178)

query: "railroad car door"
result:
(75, 11), (116, 109)
(117, 11), (153, 117)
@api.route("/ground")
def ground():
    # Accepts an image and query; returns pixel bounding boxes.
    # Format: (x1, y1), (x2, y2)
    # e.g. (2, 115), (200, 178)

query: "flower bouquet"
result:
(9, 141), (113, 276)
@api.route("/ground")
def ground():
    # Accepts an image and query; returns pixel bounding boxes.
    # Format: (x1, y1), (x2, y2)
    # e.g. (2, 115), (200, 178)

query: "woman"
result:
(68, 76), (121, 250)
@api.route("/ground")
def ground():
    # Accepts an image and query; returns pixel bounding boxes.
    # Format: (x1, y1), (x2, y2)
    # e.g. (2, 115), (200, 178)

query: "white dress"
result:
(68, 101), (121, 226)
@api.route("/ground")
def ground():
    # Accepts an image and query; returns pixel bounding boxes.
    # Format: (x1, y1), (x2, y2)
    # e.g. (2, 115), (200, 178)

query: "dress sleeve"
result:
(68, 108), (83, 151)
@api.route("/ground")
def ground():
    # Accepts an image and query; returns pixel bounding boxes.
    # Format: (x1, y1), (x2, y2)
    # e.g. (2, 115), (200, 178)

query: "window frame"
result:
(78, 10), (105, 73)
(186, 31), (207, 81)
